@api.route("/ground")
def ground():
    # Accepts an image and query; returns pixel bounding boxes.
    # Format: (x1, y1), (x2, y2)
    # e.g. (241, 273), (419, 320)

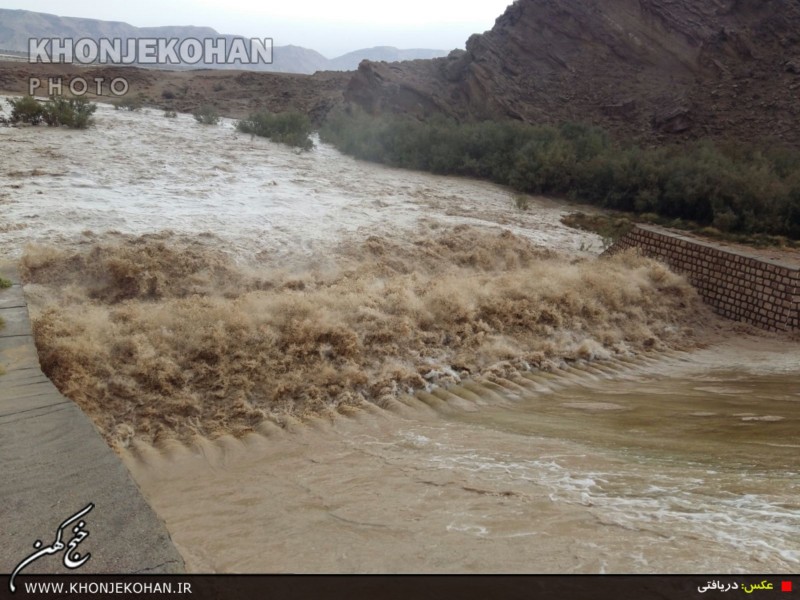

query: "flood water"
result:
(124, 339), (799, 574)
(0, 99), (597, 261)
(2, 98), (798, 573)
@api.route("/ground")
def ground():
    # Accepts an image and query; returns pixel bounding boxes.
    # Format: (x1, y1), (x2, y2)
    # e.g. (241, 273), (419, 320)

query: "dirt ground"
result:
(0, 61), (349, 123)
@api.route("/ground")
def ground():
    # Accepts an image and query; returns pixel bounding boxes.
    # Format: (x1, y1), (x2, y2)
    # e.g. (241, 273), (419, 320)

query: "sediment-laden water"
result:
(124, 339), (800, 574)
(0, 99), (598, 261)
(1, 98), (797, 573)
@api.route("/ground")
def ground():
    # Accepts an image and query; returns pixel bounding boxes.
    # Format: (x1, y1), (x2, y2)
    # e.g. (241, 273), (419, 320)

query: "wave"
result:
(21, 225), (709, 448)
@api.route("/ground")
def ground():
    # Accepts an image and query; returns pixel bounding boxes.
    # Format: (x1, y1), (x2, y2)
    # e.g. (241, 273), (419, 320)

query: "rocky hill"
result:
(345, 0), (800, 145)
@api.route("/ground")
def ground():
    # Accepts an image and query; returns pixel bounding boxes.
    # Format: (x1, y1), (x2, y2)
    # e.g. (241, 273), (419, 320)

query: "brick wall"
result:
(605, 225), (799, 332)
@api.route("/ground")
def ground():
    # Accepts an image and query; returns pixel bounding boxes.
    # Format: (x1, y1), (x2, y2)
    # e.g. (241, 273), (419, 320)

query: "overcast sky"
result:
(4, 1), (513, 57)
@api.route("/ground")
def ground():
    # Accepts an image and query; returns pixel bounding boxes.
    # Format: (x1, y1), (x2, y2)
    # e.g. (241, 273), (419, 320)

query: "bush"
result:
(8, 95), (46, 124)
(0, 276), (12, 289)
(113, 96), (143, 111)
(161, 90), (176, 100)
(193, 105), (219, 125)
(513, 194), (531, 211)
(164, 110), (178, 118)
(320, 107), (800, 239)
(7, 95), (97, 129)
(46, 96), (97, 129)
(236, 110), (314, 150)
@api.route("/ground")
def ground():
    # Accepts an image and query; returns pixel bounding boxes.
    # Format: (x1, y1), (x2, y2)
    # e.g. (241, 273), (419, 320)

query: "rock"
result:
(344, 0), (800, 145)
(652, 102), (694, 133)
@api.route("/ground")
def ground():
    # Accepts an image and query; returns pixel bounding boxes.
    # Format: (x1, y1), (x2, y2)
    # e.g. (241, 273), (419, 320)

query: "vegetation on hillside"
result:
(237, 110), (314, 150)
(320, 108), (800, 239)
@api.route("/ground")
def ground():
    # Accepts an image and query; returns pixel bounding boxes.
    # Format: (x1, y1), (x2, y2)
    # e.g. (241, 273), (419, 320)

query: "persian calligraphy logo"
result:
(9, 503), (95, 593)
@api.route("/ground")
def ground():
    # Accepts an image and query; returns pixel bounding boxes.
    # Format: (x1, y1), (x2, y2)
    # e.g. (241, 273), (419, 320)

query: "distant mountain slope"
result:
(330, 47), (448, 71)
(0, 9), (446, 74)
(346, 0), (800, 145)
(0, 10), (218, 50)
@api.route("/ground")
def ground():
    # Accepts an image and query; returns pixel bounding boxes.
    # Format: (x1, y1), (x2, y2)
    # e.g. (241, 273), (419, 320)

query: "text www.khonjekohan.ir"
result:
(8, 503), (191, 596)
(19, 581), (192, 595)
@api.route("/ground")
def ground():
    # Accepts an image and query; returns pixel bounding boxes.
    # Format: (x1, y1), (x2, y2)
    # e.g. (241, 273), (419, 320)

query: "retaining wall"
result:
(0, 264), (184, 576)
(605, 225), (799, 332)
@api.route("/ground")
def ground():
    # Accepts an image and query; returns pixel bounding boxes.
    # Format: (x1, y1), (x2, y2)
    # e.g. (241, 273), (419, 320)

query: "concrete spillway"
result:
(0, 264), (184, 577)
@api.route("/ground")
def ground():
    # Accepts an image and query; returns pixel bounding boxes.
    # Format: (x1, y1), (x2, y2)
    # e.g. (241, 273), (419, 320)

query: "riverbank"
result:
(0, 264), (183, 576)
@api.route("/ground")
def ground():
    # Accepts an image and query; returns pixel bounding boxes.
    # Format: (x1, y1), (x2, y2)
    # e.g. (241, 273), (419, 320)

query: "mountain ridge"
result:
(0, 8), (448, 74)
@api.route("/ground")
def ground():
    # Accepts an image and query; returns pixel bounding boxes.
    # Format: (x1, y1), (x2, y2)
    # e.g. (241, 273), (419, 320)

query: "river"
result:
(1, 98), (797, 573)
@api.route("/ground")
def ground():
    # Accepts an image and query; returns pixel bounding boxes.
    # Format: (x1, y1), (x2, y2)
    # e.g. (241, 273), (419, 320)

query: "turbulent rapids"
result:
(21, 227), (703, 447)
(2, 99), (798, 573)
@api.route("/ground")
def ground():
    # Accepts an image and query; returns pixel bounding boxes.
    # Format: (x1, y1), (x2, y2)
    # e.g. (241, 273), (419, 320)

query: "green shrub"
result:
(0, 276), (12, 289)
(320, 108), (800, 239)
(513, 194), (531, 211)
(193, 105), (219, 125)
(561, 213), (634, 244)
(8, 95), (46, 124)
(236, 110), (313, 150)
(7, 95), (96, 129)
(45, 96), (97, 129)
(113, 96), (143, 111)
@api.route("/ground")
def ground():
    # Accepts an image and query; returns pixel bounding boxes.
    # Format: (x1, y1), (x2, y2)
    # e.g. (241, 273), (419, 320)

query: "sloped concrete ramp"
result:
(0, 264), (184, 576)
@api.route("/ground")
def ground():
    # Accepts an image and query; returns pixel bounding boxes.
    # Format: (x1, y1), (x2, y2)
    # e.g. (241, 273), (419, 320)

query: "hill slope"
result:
(345, 0), (800, 145)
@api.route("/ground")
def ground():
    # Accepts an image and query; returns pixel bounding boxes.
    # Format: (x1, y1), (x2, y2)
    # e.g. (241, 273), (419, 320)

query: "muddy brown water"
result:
(0, 98), (598, 261)
(123, 339), (800, 574)
(2, 98), (798, 573)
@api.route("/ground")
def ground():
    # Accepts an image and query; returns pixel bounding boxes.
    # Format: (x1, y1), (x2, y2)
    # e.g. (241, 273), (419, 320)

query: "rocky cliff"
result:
(346, 0), (800, 144)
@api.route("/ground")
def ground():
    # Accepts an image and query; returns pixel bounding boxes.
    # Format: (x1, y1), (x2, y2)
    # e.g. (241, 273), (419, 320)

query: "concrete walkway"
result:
(0, 264), (184, 576)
